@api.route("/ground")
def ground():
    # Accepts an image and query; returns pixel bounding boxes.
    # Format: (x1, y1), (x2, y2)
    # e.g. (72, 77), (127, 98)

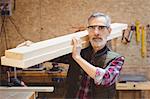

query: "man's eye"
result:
(87, 26), (107, 30)
(87, 26), (94, 29)
(91, 26), (96, 29)
(98, 26), (105, 30)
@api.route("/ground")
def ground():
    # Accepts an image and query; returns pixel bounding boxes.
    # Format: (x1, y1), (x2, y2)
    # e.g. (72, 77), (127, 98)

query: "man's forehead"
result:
(88, 17), (107, 26)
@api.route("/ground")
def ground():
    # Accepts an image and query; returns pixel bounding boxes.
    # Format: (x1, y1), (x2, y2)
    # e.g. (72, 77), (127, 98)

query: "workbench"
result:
(9, 63), (69, 84)
(0, 91), (35, 99)
(3, 64), (69, 98)
(116, 81), (150, 90)
(0, 86), (54, 99)
(116, 82), (150, 99)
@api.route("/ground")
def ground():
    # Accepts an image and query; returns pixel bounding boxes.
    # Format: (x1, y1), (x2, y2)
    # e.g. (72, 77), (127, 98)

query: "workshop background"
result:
(0, 0), (150, 99)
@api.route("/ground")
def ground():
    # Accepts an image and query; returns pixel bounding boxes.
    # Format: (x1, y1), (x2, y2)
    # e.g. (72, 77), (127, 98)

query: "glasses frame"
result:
(87, 25), (109, 32)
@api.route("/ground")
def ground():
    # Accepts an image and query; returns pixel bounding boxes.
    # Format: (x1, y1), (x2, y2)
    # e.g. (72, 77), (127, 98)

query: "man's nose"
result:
(93, 28), (101, 36)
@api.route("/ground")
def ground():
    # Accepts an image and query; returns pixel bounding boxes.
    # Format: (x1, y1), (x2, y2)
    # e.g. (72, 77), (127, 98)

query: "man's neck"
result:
(93, 45), (105, 53)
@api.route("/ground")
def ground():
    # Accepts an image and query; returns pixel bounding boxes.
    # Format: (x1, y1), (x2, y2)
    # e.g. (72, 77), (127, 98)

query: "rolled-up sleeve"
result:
(94, 56), (124, 86)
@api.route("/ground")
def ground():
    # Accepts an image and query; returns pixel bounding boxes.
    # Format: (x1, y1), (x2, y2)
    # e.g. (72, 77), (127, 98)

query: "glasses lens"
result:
(87, 25), (107, 31)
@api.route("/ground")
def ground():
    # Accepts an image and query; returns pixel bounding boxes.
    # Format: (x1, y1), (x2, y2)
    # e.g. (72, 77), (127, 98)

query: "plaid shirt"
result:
(76, 56), (124, 99)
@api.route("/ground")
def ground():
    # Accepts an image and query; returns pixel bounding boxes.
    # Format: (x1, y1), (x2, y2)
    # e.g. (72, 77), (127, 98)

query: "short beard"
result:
(90, 38), (107, 50)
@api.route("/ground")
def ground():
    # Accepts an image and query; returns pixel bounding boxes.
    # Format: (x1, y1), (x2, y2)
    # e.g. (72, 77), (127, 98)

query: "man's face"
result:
(87, 17), (111, 50)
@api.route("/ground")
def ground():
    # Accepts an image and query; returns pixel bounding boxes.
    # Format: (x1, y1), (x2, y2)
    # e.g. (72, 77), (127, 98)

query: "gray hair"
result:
(88, 12), (111, 28)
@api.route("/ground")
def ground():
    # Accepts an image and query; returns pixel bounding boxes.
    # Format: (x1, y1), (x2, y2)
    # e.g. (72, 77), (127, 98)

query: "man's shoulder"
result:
(106, 51), (123, 61)
(107, 51), (122, 57)
(104, 51), (124, 66)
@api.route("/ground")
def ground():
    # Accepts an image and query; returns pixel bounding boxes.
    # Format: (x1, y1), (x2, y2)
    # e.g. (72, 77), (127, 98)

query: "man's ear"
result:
(108, 28), (112, 34)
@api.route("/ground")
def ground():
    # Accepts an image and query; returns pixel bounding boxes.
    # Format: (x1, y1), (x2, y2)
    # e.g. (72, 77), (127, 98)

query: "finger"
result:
(75, 37), (82, 47)
(72, 37), (78, 46)
(72, 38), (77, 53)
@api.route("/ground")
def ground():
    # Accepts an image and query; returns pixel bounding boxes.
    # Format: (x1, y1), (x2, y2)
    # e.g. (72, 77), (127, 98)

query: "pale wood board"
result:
(5, 31), (88, 60)
(0, 86), (54, 92)
(0, 91), (35, 99)
(1, 23), (127, 68)
(116, 82), (150, 90)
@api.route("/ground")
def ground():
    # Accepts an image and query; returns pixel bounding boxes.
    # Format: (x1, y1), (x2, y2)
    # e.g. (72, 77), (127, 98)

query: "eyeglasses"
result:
(87, 25), (108, 32)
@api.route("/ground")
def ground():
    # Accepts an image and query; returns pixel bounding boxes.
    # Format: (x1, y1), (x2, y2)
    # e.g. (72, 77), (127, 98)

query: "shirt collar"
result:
(92, 45), (109, 57)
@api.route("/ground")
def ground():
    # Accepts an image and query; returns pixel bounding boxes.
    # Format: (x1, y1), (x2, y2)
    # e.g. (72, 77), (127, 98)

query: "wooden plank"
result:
(116, 82), (150, 90)
(5, 23), (127, 60)
(0, 91), (35, 99)
(5, 31), (89, 60)
(1, 23), (127, 68)
(0, 86), (54, 92)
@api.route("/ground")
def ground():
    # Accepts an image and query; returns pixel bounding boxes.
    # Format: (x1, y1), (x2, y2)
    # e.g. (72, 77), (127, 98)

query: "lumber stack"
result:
(1, 23), (127, 68)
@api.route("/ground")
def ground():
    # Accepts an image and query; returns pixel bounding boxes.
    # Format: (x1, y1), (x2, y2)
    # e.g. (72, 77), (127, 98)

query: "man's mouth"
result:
(92, 37), (103, 42)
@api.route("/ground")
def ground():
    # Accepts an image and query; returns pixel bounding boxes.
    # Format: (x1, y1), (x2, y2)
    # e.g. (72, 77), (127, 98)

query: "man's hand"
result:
(72, 37), (82, 60)
(72, 37), (97, 79)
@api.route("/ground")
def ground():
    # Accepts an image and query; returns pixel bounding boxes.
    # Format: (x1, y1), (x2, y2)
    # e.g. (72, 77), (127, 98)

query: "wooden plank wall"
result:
(1, 0), (150, 52)
(1, 0), (150, 98)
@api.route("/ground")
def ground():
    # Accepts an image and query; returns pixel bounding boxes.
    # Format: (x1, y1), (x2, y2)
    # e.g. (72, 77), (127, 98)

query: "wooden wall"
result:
(1, 0), (150, 98)
(1, 0), (150, 49)
(1, 0), (150, 83)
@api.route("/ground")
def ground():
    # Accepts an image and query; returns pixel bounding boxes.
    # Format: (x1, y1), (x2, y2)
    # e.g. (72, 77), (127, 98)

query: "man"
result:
(52, 12), (124, 99)
(63, 12), (124, 99)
